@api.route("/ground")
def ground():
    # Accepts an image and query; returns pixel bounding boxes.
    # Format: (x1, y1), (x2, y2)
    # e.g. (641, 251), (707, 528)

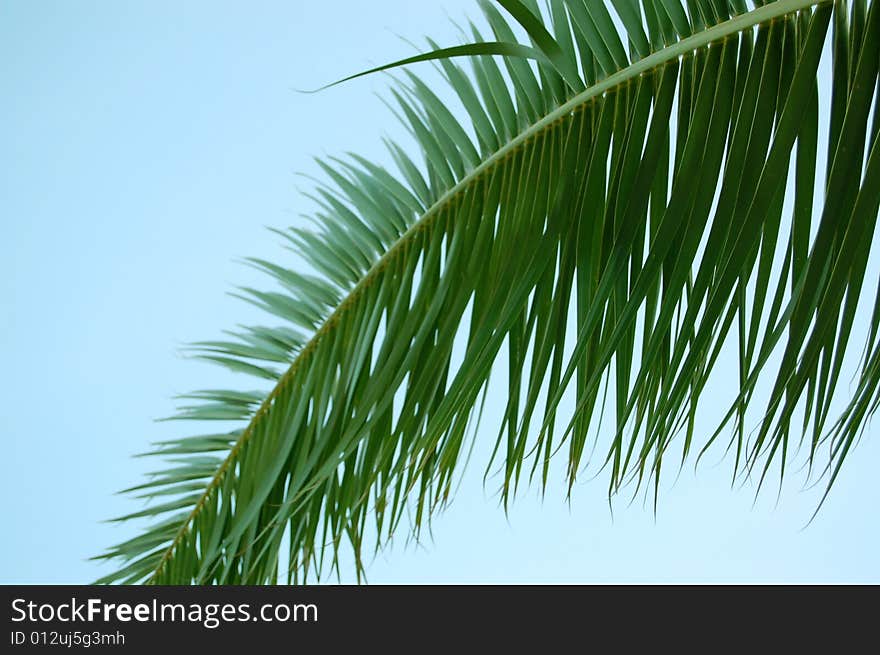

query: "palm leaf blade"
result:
(98, 0), (879, 585)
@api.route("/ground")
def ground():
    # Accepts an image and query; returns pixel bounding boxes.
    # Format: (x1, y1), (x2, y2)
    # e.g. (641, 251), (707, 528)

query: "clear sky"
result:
(2, 0), (878, 584)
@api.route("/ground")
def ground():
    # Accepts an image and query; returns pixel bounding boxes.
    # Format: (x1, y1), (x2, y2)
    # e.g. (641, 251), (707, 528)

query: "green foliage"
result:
(98, 0), (880, 584)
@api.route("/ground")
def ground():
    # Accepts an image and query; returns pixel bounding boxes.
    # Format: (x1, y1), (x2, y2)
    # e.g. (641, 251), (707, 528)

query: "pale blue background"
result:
(2, 0), (878, 584)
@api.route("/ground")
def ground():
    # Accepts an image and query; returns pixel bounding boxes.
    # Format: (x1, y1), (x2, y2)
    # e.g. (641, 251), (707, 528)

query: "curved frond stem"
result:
(142, 0), (831, 584)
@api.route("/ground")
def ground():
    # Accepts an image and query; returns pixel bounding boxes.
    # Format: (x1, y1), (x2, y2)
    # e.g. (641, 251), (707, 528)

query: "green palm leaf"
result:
(98, 0), (880, 584)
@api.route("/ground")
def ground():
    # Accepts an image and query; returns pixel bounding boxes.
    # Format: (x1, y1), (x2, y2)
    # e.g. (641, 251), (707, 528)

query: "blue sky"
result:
(2, 0), (878, 584)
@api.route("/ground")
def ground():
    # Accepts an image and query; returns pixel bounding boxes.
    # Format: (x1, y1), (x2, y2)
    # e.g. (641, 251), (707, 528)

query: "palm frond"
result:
(98, 0), (880, 584)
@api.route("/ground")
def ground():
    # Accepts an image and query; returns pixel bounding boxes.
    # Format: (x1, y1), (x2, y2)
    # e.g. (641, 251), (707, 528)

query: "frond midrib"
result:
(145, 0), (828, 584)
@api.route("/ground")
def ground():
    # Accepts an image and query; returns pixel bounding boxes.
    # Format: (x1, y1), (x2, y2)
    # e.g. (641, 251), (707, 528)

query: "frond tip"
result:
(99, 0), (880, 584)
